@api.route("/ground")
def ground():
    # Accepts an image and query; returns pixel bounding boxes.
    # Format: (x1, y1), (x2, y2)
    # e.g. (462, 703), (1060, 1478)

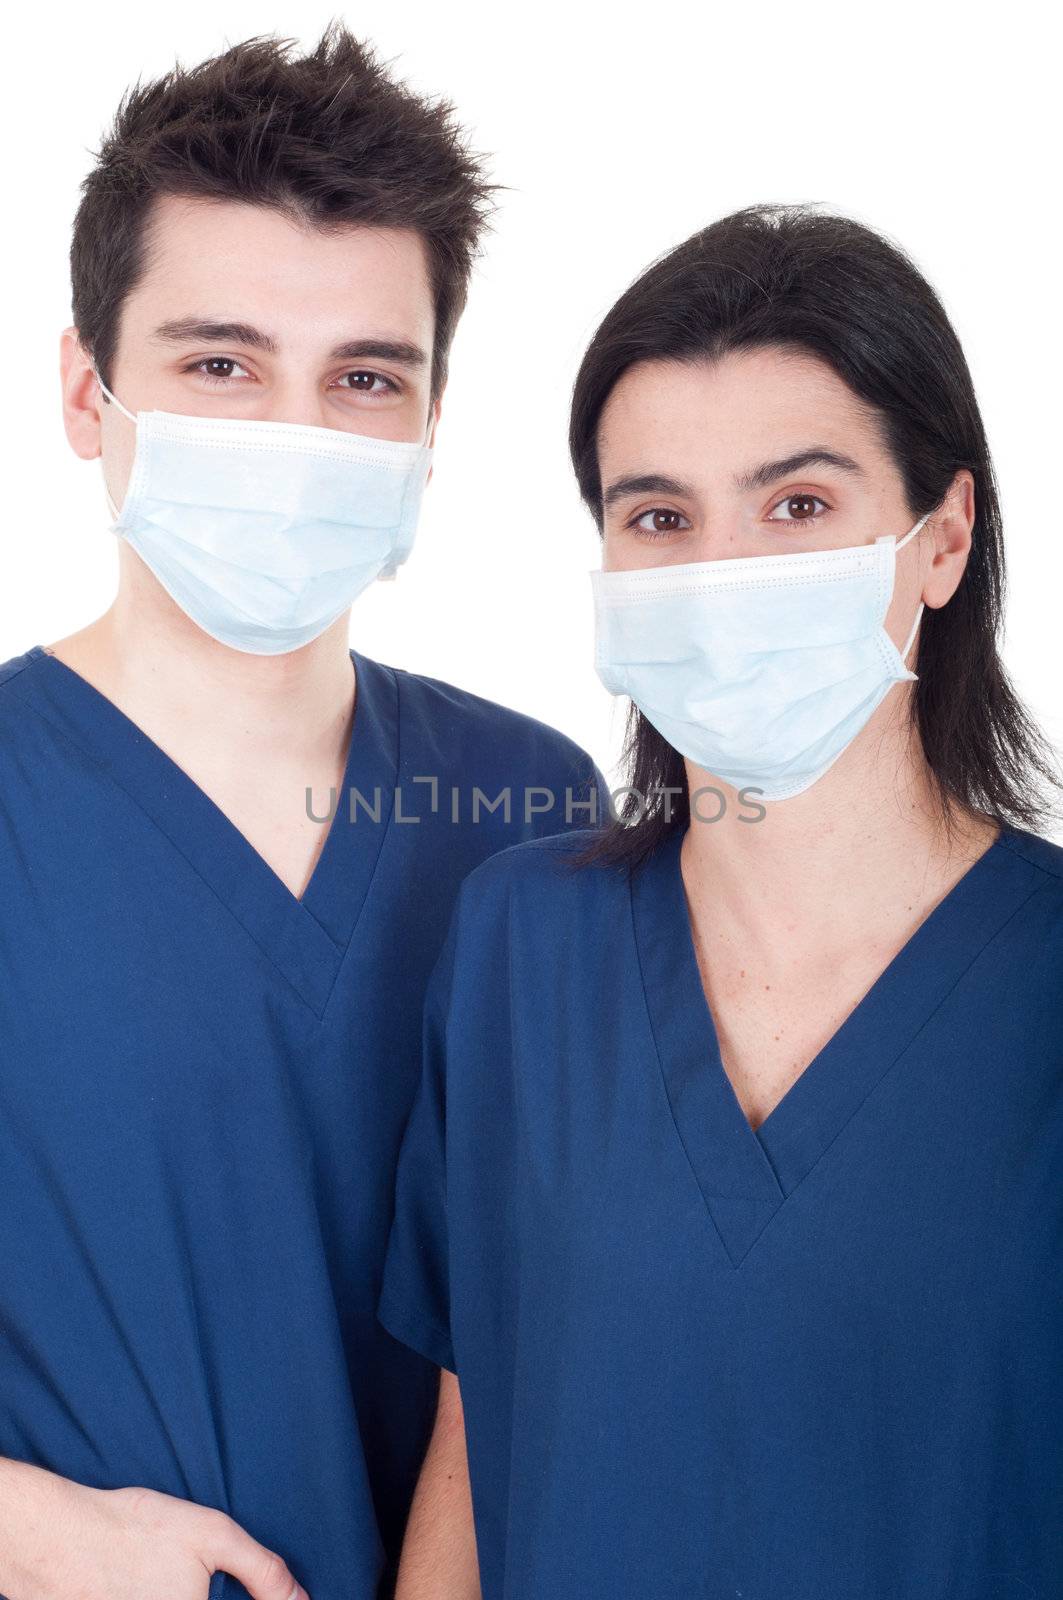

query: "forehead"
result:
(122, 194), (435, 343)
(598, 348), (885, 471)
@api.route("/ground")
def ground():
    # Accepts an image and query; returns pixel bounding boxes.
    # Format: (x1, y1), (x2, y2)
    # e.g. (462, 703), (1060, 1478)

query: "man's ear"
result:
(60, 327), (104, 461)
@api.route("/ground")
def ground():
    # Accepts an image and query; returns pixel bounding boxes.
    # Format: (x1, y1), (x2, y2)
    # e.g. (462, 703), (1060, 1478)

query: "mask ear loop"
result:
(895, 510), (932, 668)
(92, 366), (138, 425)
(91, 366), (137, 523)
(895, 509), (931, 551)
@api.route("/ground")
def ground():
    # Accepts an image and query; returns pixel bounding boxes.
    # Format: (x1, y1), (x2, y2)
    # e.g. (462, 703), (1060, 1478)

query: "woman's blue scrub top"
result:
(0, 644), (604, 1600)
(379, 822), (1063, 1599)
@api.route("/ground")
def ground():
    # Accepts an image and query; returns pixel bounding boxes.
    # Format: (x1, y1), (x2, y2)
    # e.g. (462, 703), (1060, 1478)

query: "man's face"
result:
(93, 194), (438, 512)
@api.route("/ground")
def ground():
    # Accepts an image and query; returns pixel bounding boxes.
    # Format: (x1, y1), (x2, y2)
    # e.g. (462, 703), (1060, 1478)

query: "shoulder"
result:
(451, 828), (626, 932)
(372, 653), (599, 782)
(426, 831), (628, 1025)
(993, 823), (1063, 985)
(0, 645), (44, 697)
(0, 648), (74, 830)
(997, 822), (1063, 887)
(0, 646), (50, 746)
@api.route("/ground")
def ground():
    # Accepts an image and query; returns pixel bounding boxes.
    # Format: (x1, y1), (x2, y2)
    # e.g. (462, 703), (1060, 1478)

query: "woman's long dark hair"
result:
(569, 202), (1060, 870)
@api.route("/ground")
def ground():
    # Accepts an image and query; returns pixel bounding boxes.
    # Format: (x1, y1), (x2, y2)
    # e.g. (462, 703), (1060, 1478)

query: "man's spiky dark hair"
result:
(71, 21), (498, 397)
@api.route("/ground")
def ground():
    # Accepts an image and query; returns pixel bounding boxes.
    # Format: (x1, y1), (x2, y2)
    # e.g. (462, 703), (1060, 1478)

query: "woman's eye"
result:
(629, 508), (692, 538)
(187, 357), (251, 384)
(767, 493), (829, 524)
(337, 370), (398, 395)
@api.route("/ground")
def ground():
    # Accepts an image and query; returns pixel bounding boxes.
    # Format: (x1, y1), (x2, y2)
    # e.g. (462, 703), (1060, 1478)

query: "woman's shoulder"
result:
(461, 826), (623, 891)
(996, 820), (1063, 887)
(992, 823), (1063, 986)
(450, 828), (629, 935)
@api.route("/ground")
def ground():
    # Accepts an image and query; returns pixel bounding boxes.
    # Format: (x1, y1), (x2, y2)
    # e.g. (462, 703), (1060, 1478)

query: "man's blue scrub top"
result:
(0, 643), (605, 1600)
(379, 822), (1063, 1599)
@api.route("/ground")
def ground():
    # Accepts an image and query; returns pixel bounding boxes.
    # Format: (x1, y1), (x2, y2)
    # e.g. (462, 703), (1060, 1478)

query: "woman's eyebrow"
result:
(149, 319), (428, 368)
(603, 450), (864, 510)
(602, 473), (693, 509)
(733, 448), (864, 491)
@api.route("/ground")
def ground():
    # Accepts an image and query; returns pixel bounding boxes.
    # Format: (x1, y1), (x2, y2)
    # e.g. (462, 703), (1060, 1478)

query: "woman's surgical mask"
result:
(591, 512), (930, 802)
(95, 372), (433, 655)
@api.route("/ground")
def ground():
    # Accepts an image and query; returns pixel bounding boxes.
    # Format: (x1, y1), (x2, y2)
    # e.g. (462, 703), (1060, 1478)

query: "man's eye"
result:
(186, 358), (250, 384)
(629, 508), (691, 538)
(338, 370), (398, 394)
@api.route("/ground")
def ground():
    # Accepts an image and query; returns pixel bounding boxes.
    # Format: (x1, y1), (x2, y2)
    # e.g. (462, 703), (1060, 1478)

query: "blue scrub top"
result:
(0, 643), (605, 1600)
(379, 822), (1063, 1599)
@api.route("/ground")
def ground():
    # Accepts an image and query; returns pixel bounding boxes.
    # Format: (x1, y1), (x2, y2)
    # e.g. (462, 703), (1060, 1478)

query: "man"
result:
(0, 25), (604, 1600)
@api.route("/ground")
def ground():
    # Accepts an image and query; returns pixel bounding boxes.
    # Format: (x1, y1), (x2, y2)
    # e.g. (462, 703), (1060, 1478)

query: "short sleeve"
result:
(377, 923), (457, 1373)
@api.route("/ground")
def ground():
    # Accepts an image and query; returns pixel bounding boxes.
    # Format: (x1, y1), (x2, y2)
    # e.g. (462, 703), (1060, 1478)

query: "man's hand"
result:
(0, 1458), (309, 1600)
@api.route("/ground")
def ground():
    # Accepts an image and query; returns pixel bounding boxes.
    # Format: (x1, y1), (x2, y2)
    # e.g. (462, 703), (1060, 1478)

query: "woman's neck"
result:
(679, 688), (1001, 962)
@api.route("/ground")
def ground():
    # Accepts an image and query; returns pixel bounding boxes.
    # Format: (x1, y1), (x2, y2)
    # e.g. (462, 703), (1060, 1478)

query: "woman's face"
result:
(595, 343), (973, 660)
(598, 345), (924, 571)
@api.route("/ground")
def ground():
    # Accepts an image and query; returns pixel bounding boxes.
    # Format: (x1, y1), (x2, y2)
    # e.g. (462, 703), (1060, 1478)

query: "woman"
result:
(377, 203), (1063, 1598)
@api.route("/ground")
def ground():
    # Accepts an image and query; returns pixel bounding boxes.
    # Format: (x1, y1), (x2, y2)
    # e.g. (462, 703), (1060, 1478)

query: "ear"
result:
(922, 469), (976, 610)
(60, 327), (105, 461)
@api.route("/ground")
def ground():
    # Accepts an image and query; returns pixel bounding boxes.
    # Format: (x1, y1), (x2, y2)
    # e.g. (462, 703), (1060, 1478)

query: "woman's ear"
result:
(923, 469), (976, 610)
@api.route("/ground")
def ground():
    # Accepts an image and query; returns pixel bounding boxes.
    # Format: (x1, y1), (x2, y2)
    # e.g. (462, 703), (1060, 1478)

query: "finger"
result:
(201, 1514), (308, 1600)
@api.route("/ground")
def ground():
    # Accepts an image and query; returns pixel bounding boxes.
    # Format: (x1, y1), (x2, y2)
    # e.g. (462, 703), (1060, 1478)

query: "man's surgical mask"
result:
(95, 372), (434, 655)
(591, 512), (930, 802)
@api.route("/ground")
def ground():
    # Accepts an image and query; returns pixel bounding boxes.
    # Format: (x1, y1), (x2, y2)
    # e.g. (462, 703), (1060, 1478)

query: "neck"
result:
(45, 558), (357, 776)
(680, 685), (999, 952)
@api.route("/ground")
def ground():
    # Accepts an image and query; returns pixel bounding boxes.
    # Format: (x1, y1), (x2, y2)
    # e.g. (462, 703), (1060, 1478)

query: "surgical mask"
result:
(591, 513), (930, 802)
(94, 373), (433, 655)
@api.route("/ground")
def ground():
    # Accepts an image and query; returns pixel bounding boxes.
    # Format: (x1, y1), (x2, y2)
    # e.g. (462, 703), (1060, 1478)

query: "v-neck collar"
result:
(8, 644), (398, 1019)
(630, 822), (1042, 1267)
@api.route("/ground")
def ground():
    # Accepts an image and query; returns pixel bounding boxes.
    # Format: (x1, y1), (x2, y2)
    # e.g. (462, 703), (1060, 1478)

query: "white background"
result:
(3, 1), (1060, 821)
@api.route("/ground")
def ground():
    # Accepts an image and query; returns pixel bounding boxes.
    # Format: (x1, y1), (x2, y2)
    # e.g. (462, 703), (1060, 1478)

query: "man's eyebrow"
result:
(327, 338), (428, 367)
(602, 450), (864, 509)
(150, 320), (429, 368)
(150, 319), (278, 352)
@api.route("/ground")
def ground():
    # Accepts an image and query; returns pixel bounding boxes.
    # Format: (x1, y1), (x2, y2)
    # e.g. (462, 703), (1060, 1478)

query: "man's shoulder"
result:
(367, 653), (602, 798)
(388, 657), (589, 754)
(0, 646), (51, 749)
(0, 645), (44, 696)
